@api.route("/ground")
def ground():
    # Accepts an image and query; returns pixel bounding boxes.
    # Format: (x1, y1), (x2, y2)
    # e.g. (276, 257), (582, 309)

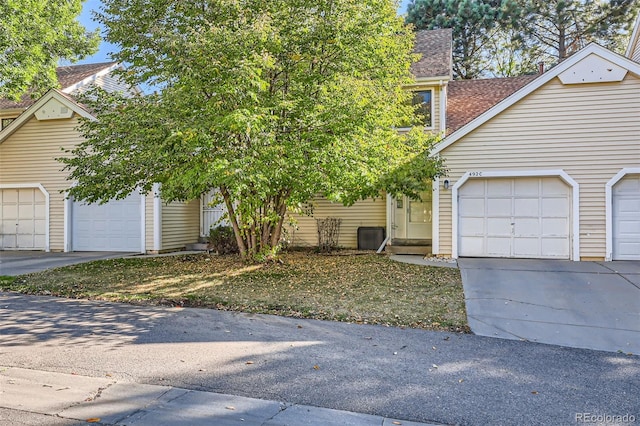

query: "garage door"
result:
(459, 177), (570, 259)
(612, 174), (640, 260)
(72, 193), (142, 252)
(0, 188), (46, 250)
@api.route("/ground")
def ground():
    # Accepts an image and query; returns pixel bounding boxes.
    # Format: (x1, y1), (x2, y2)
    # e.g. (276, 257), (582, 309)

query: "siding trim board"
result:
(0, 183), (50, 251)
(451, 170), (580, 261)
(605, 168), (640, 261)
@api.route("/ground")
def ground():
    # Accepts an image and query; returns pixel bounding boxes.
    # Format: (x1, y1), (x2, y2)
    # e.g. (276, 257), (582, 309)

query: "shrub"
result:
(208, 226), (239, 255)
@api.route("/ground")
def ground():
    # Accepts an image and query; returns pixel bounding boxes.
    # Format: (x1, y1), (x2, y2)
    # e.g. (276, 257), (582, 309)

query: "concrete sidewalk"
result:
(0, 367), (436, 426)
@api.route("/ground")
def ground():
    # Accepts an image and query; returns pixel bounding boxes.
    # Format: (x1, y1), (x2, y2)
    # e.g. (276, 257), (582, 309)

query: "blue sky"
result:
(76, 0), (412, 65)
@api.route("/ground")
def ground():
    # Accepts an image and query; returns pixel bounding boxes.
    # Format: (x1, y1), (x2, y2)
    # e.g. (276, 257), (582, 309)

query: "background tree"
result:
(61, 0), (444, 259)
(521, 0), (640, 62)
(0, 0), (99, 101)
(406, 0), (522, 79)
(407, 0), (640, 79)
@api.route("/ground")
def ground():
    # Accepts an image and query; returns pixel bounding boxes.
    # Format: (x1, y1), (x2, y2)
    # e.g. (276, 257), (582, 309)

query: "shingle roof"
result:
(411, 29), (453, 79)
(446, 75), (538, 134)
(0, 62), (117, 110)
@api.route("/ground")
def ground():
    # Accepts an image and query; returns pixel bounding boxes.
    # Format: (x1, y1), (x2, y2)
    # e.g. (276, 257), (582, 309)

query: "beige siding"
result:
(94, 73), (133, 94)
(438, 75), (640, 259)
(286, 196), (386, 248)
(161, 200), (200, 251)
(0, 116), (85, 250)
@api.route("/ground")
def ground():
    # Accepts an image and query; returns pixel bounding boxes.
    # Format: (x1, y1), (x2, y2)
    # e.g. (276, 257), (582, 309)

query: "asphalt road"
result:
(0, 292), (638, 425)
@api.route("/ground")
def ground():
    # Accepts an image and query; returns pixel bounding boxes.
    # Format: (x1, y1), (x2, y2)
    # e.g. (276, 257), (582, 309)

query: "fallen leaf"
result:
(297, 325), (303, 329)
(245, 361), (254, 365)
(432, 364), (438, 369)
(42, 384), (53, 388)
(443, 336), (450, 341)
(393, 422), (402, 425)
(86, 418), (101, 423)
(56, 387), (70, 391)
(313, 365), (320, 370)
(432, 346), (437, 350)
(531, 391), (539, 395)
(458, 379), (464, 383)
(225, 406), (235, 410)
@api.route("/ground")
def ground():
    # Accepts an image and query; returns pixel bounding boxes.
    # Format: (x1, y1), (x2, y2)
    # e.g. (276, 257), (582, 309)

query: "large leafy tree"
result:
(0, 0), (99, 101)
(406, 0), (521, 79)
(61, 0), (444, 259)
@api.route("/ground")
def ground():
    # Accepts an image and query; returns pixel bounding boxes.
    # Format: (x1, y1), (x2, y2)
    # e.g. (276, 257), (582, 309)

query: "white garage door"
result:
(459, 177), (570, 259)
(0, 188), (46, 250)
(613, 175), (640, 260)
(72, 193), (142, 252)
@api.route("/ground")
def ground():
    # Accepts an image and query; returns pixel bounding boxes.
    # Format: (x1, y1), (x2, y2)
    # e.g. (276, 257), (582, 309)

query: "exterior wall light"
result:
(443, 179), (450, 190)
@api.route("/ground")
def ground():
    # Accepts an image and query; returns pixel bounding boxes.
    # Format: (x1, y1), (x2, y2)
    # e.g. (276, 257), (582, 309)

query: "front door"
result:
(406, 190), (432, 239)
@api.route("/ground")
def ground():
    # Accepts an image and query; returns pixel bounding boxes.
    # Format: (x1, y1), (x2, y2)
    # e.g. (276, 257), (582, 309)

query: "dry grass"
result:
(1, 251), (468, 332)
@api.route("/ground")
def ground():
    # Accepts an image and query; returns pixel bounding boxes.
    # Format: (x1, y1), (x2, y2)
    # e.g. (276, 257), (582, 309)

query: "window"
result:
(397, 89), (433, 129)
(411, 90), (432, 128)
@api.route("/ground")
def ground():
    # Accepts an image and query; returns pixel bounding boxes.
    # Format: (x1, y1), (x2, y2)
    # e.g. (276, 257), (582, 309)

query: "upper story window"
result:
(411, 90), (432, 128)
(397, 89), (433, 129)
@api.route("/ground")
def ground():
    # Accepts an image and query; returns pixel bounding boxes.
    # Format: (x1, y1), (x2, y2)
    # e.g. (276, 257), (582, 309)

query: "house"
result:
(4, 24), (638, 261)
(0, 63), (200, 253)
(276, 27), (640, 261)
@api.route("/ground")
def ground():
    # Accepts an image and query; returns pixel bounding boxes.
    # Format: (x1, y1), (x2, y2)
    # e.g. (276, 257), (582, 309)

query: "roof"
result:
(433, 43), (640, 155)
(0, 62), (117, 110)
(446, 75), (537, 133)
(411, 29), (453, 79)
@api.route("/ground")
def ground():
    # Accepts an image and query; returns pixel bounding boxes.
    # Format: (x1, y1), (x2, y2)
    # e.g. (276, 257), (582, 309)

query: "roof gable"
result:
(0, 89), (94, 144)
(433, 44), (640, 155)
(0, 62), (118, 110)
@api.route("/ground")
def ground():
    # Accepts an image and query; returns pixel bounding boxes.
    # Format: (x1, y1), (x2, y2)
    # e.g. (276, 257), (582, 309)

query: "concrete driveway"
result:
(458, 258), (640, 354)
(0, 251), (136, 276)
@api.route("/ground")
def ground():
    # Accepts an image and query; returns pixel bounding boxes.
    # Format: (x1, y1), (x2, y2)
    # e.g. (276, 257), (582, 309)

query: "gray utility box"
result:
(357, 227), (385, 250)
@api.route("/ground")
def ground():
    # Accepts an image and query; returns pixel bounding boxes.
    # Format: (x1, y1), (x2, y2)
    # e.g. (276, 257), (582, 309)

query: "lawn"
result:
(0, 251), (468, 332)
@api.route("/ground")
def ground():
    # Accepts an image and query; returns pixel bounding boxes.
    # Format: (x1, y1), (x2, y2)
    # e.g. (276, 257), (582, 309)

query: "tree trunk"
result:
(220, 187), (248, 257)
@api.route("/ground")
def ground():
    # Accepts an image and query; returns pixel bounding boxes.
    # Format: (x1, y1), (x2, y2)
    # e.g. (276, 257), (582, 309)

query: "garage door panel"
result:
(542, 178), (569, 194)
(542, 218), (569, 236)
(487, 218), (511, 235)
(459, 177), (570, 259)
(513, 237), (539, 257)
(514, 218), (538, 236)
(72, 193), (142, 252)
(514, 198), (539, 216)
(487, 237), (511, 256)
(613, 175), (640, 260)
(459, 217), (484, 235)
(541, 238), (570, 256)
(514, 179), (539, 195)
(542, 198), (569, 216)
(459, 198), (484, 213)
(487, 180), (511, 195)
(487, 198), (511, 216)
